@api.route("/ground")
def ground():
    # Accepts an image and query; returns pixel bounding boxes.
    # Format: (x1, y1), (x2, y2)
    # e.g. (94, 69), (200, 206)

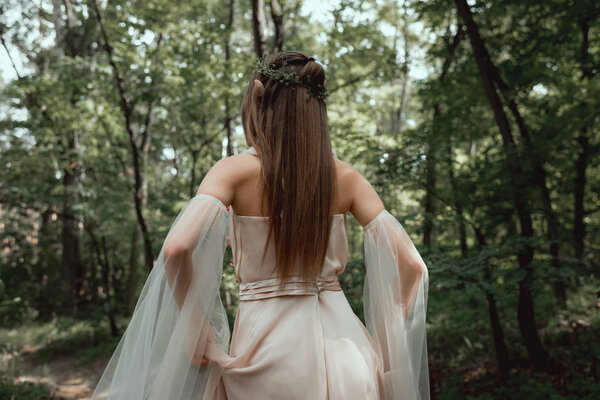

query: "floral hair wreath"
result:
(254, 52), (330, 102)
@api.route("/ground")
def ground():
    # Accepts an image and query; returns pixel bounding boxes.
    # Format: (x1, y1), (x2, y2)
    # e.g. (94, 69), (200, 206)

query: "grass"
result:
(0, 377), (53, 400)
(0, 315), (122, 378)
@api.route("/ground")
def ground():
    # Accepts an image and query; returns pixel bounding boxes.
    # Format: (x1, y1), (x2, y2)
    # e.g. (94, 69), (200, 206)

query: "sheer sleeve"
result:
(90, 193), (230, 400)
(363, 210), (430, 400)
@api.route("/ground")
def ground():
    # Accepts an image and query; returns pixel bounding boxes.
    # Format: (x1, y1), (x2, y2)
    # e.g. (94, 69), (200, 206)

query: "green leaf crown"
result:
(254, 53), (330, 101)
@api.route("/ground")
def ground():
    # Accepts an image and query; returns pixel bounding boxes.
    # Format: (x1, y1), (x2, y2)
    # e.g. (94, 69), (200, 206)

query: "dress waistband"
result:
(238, 275), (342, 301)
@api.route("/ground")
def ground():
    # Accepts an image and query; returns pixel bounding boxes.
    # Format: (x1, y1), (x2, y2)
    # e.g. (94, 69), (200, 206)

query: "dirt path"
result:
(15, 345), (107, 399)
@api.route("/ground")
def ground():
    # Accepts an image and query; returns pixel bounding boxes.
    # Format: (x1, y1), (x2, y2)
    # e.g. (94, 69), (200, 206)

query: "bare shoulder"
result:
(334, 158), (358, 196)
(197, 152), (384, 226)
(335, 159), (385, 227)
(196, 153), (259, 207)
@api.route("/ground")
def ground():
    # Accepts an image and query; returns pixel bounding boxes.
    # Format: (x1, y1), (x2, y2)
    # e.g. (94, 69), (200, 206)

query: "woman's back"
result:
(229, 146), (349, 284)
(230, 147), (352, 217)
(198, 146), (384, 227)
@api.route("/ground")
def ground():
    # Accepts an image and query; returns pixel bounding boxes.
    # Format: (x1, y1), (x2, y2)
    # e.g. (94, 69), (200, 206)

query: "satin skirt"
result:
(209, 288), (383, 400)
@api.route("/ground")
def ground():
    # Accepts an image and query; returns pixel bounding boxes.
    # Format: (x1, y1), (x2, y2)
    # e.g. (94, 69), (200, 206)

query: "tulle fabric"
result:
(90, 193), (231, 400)
(363, 210), (430, 400)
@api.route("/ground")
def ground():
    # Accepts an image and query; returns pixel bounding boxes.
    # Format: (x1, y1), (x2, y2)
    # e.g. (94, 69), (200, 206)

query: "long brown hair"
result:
(241, 50), (337, 286)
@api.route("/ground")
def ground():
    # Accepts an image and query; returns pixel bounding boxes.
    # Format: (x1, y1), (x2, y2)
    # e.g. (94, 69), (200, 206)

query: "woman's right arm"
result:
(345, 165), (385, 227)
(347, 165), (427, 319)
(348, 164), (430, 400)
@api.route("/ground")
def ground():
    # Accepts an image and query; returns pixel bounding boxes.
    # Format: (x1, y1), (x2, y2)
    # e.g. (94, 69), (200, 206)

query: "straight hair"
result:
(241, 50), (337, 286)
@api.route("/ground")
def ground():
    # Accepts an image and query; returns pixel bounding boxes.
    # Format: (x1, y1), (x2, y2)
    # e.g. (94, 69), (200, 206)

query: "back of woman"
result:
(90, 51), (430, 400)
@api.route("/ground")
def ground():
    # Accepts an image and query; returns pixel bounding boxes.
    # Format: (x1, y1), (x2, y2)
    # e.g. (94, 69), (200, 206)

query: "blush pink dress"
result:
(210, 206), (383, 399)
(90, 146), (430, 400)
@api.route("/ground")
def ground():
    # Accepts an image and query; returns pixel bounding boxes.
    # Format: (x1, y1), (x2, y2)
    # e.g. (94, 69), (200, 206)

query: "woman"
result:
(90, 50), (430, 400)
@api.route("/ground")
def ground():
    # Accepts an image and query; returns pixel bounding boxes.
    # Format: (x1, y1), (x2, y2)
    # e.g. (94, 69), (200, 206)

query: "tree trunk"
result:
(51, 0), (65, 59)
(270, 0), (284, 53)
(486, 53), (564, 307)
(38, 207), (54, 317)
(190, 150), (199, 198)
(61, 130), (84, 311)
(88, 226), (119, 337)
(397, 76), (409, 134)
(63, 0), (76, 56)
(396, 3), (410, 134)
(574, 135), (588, 259)
(53, 0), (84, 311)
(474, 228), (510, 380)
(425, 25), (463, 250)
(127, 226), (139, 314)
(388, 3), (410, 136)
(101, 236), (119, 337)
(422, 142), (435, 248)
(251, 0), (266, 58)
(455, 0), (549, 371)
(138, 34), (162, 270)
(533, 163), (565, 306)
(574, 17), (593, 260)
(447, 139), (467, 257)
(225, 0), (236, 156)
(91, 0), (155, 271)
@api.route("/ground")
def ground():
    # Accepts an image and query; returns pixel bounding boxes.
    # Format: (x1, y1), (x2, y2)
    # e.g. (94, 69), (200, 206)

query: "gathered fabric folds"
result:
(363, 210), (430, 400)
(90, 193), (231, 400)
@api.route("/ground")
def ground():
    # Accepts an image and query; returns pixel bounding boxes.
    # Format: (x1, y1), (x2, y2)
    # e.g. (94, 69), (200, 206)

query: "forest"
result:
(0, 0), (599, 398)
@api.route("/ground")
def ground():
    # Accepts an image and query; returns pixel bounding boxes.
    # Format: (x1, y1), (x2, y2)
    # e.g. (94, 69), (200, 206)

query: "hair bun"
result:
(253, 79), (265, 98)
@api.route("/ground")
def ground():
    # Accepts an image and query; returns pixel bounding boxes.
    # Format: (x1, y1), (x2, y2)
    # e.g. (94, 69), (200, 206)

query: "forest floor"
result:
(9, 343), (105, 399)
(1, 289), (599, 400)
(0, 316), (117, 399)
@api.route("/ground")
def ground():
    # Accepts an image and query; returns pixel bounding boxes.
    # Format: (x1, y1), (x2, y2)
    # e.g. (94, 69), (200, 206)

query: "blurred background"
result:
(0, 0), (599, 398)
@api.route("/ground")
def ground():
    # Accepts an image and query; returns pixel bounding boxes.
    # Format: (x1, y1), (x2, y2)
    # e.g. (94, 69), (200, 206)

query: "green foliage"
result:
(0, 378), (53, 400)
(0, 316), (122, 366)
(339, 258), (366, 322)
(438, 371), (600, 400)
(0, 0), (599, 397)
